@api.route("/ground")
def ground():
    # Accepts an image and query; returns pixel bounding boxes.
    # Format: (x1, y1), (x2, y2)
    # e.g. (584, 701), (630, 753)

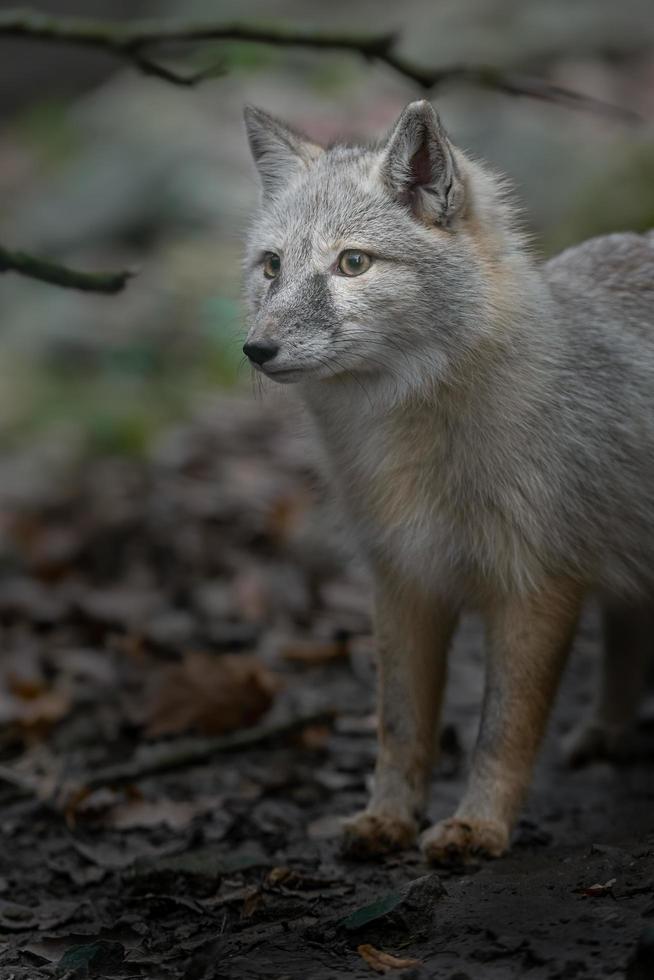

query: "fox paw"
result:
(421, 817), (509, 865)
(341, 811), (418, 859)
(562, 722), (635, 768)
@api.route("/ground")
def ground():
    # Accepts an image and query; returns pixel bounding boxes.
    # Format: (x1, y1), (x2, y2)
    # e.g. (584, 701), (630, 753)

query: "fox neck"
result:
(300, 155), (557, 510)
(301, 252), (548, 427)
(299, 226), (556, 513)
(299, 255), (560, 597)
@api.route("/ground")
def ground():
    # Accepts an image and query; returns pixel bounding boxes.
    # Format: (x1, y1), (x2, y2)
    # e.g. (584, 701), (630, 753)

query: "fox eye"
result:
(337, 250), (372, 277)
(263, 252), (281, 279)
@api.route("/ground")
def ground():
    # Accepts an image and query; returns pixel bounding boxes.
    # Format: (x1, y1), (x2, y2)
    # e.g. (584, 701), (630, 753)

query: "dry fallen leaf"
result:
(63, 784), (144, 829)
(296, 722), (331, 750)
(231, 568), (270, 622)
(0, 672), (71, 738)
(576, 877), (617, 897)
(145, 651), (279, 737)
(280, 638), (348, 666)
(266, 489), (311, 542)
(240, 887), (264, 920)
(266, 866), (295, 887)
(107, 796), (222, 831)
(357, 944), (422, 974)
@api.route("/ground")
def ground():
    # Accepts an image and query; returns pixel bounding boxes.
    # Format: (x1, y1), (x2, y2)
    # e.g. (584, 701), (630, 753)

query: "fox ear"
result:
(379, 101), (464, 226)
(243, 106), (322, 198)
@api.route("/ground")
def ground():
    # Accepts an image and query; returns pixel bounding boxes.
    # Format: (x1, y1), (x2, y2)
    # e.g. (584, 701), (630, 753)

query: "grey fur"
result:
(243, 100), (654, 857)
(243, 101), (654, 599)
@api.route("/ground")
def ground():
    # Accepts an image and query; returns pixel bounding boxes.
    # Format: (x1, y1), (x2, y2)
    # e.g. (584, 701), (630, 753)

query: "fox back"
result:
(243, 101), (654, 602)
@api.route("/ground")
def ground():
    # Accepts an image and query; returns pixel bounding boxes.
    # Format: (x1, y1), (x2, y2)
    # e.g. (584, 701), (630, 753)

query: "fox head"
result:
(243, 101), (522, 399)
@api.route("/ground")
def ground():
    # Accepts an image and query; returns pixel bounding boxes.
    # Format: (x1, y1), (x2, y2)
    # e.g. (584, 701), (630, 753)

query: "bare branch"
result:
(81, 708), (336, 790)
(0, 708), (336, 803)
(132, 52), (226, 86)
(0, 9), (396, 56)
(0, 8), (639, 119)
(0, 244), (134, 294)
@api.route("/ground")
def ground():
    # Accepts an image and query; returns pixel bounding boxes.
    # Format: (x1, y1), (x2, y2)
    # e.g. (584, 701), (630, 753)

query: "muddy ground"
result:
(0, 395), (652, 980)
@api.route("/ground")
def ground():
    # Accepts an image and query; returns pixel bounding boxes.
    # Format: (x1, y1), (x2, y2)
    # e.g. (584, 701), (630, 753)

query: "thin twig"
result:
(82, 708), (334, 789)
(0, 244), (134, 293)
(0, 8), (639, 119)
(0, 10), (396, 56)
(132, 52), (225, 86)
(0, 709), (335, 802)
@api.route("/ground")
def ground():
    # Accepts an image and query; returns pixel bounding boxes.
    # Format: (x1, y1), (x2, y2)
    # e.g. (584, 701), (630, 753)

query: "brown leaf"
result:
(240, 886), (264, 919)
(107, 796), (221, 831)
(296, 723), (331, 750)
(231, 568), (270, 622)
(266, 489), (311, 542)
(0, 681), (71, 736)
(357, 944), (422, 974)
(64, 786), (95, 829)
(7, 675), (46, 700)
(65, 786), (145, 830)
(1, 652), (53, 729)
(576, 877), (617, 897)
(280, 638), (348, 666)
(266, 866), (295, 887)
(144, 651), (279, 737)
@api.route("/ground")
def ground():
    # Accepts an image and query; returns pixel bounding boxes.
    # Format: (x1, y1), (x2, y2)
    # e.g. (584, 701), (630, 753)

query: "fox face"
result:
(243, 101), (494, 398)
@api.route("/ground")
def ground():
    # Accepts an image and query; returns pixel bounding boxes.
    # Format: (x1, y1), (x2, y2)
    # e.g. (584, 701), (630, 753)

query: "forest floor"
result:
(0, 395), (653, 980)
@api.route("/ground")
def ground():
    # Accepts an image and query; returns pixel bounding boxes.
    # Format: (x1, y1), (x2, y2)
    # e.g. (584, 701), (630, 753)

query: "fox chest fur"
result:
(304, 383), (552, 598)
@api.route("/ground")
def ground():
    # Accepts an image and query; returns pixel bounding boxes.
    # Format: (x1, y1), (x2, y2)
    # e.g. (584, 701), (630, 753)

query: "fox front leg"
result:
(422, 578), (583, 865)
(342, 573), (459, 858)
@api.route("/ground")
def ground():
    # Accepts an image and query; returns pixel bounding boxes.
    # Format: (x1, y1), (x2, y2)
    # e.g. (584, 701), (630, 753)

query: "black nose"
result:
(243, 340), (279, 365)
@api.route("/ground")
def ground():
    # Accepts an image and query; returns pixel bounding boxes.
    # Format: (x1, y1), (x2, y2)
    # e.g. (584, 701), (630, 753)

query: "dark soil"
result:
(0, 395), (652, 980)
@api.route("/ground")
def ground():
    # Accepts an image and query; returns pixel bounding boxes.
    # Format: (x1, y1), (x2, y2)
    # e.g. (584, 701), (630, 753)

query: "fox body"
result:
(243, 100), (654, 862)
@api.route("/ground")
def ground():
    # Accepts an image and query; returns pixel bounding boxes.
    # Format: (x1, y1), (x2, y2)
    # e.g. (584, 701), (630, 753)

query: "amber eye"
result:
(337, 250), (372, 277)
(263, 252), (281, 279)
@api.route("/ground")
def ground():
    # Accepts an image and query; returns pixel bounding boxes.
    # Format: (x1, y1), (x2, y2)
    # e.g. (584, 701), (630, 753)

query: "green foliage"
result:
(341, 888), (406, 930)
(544, 141), (654, 254)
(200, 295), (247, 385)
(57, 941), (125, 976)
(309, 56), (361, 94)
(12, 99), (80, 168)
(206, 40), (282, 73)
(0, 318), (247, 457)
(0, 277), (250, 455)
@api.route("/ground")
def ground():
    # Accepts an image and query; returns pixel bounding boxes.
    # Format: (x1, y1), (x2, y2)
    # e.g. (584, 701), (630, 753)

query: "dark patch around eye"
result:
(266, 275), (281, 297)
(297, 273), (339, 332)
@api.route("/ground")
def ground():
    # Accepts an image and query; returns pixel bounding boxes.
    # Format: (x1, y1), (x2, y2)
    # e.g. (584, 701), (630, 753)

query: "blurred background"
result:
(1, 4), (654, 977)
(0, 0), (653, 451)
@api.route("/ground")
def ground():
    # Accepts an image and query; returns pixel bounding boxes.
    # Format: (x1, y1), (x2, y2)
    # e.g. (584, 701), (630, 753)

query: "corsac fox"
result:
(242, 100), (654, 863)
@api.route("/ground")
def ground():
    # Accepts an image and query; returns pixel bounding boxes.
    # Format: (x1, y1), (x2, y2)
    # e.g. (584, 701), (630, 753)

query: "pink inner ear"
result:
(409, 132), (432, 189)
